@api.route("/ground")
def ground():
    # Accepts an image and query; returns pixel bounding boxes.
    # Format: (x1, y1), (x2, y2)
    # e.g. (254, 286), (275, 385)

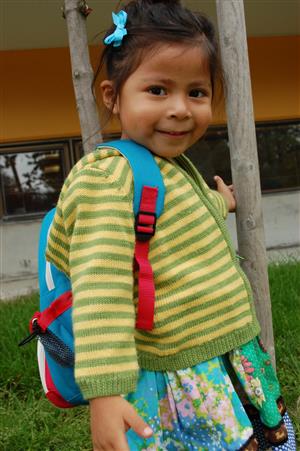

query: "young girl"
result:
(46, 1), (296, 450)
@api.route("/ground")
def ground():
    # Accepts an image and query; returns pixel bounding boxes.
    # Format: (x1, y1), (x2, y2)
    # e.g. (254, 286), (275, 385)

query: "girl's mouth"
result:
(157, 130), (189, 137)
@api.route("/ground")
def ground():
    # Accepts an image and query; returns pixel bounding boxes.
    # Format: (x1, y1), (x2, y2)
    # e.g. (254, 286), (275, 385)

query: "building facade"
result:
(1, 1), (299, 299)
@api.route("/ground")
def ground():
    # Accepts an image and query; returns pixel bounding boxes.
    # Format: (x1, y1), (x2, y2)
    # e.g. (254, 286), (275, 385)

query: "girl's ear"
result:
(100, 80), (119, 114)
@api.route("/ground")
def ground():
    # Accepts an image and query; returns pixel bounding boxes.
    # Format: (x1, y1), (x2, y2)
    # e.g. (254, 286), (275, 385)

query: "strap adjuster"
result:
(135, 210), (157, 242)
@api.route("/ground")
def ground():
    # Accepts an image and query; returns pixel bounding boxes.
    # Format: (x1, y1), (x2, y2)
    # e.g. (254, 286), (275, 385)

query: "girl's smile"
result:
(156, 130), (191, 136)
(102, 43), (213, 158)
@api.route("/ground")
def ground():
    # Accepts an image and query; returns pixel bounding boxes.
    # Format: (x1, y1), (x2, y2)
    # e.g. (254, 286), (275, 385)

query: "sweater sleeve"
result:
(206, 189), (229, 220)
(46, 161), (139, 399)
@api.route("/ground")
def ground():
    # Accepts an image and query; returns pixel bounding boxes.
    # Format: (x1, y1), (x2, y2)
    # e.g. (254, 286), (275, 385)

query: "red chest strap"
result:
(134, 186), (158, 331)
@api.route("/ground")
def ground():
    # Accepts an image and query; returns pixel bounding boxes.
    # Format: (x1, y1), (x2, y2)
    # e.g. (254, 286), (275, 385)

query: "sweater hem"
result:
(77, 371), (139, 399)
(137, 321), (260, 371)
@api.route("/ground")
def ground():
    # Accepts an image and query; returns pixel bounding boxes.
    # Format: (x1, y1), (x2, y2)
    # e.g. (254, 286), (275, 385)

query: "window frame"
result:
(254, 119), (300, 195)
(188, 119), (300, 195)
(72, 132), (122, 161)
(1, 121), (298, 220)
(0, 140), (72, 221)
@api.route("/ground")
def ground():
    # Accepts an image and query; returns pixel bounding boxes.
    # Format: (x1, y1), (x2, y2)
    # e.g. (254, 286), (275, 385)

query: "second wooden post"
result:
(215, 0), (275, 364)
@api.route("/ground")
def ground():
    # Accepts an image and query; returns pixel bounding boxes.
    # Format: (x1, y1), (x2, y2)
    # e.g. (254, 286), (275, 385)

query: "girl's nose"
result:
(167, 95), (192, 120)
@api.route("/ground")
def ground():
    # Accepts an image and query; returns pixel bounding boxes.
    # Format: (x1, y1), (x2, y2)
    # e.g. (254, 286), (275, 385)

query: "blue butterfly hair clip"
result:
(104, 10), (128, 48)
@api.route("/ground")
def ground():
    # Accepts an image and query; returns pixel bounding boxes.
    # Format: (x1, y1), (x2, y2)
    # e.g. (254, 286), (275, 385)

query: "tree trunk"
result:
(64, 0), (102, 154)
(215, 0), (275, 365)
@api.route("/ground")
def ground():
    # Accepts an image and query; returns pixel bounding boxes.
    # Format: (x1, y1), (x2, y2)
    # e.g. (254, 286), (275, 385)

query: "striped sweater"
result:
(46, 146), (260, 399)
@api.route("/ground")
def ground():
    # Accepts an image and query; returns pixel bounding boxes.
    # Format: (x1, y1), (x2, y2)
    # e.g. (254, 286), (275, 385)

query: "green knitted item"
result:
(229, 338), (282, 428)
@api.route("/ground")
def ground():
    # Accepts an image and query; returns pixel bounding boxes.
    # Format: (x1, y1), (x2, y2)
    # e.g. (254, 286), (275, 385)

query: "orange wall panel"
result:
(1, 48), (80, 142)
(0, 36), (299, 143)
(248, 36), (300, 121)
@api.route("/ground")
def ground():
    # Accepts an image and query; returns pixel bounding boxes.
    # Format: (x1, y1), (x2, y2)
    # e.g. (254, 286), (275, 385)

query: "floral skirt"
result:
(125, 338), (296, 451)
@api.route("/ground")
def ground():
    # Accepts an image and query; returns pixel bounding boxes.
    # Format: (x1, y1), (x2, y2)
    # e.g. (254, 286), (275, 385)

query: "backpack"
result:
(19, 139), (165, 408)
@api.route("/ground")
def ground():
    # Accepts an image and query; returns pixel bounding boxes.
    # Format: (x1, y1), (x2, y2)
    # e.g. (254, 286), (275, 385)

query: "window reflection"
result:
(186, 121), (300, 192)
(257, 123), (300, 191)
(0, 122), (299, 219)
(0, 149), (65, 216)
(186, 128), (232, 188)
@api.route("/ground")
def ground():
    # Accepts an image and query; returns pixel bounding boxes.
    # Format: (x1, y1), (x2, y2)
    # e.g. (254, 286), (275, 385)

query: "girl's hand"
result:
(90, 395), (153, 451)
(214, 175), (236, 212)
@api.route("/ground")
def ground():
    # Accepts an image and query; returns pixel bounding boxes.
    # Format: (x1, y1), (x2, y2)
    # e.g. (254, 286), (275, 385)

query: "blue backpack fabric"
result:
(19, 140), (165, 408)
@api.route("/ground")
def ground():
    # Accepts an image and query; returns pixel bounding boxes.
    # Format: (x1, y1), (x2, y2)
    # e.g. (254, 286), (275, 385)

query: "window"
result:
(186, 127), (232, 188)
(1, 122), (298, 219)
(0, 142), (71, 219)
(256, 122), (300, 191)
(186, 120), (300, 193)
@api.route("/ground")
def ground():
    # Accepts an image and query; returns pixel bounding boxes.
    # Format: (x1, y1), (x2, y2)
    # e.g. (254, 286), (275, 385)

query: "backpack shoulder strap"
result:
(97, 139), (165, 331)
(38, 208), (71, 310)
(38, 208), (56, 295)
(97, 139), (165, 217)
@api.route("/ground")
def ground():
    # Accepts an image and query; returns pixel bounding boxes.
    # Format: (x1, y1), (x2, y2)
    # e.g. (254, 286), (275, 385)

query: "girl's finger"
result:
(214, 175), (224, 184)
(124, 406), (153, 439)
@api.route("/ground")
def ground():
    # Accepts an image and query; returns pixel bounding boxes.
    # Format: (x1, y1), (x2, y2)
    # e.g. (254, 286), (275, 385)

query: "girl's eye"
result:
(189, 89), (205, 98)
(148, 86), (166, 96)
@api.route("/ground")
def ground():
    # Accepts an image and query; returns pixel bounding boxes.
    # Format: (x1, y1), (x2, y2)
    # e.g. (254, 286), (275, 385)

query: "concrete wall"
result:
(1, 190), (299, 300)
(0, 218), (41, 299)
(226, 190), (300, 259)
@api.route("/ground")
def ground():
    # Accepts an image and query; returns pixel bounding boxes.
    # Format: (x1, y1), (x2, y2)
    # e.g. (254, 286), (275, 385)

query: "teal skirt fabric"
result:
(125, 338), (294, 450)
(126, 356), (253, 450)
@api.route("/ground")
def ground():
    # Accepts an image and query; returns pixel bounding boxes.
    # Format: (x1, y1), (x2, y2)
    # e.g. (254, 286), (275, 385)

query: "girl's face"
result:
(102, 43), (213, 158)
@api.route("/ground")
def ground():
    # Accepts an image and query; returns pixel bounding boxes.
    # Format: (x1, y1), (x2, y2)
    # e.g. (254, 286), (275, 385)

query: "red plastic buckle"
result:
(135, 211), (157, 242)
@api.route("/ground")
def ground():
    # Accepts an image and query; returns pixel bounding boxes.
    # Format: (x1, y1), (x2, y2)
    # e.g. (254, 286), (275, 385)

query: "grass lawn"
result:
(0, 262), (299, 450)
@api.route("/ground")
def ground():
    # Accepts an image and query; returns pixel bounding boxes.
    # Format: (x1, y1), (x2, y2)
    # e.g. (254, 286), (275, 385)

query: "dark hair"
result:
(95, 0), (222, 107)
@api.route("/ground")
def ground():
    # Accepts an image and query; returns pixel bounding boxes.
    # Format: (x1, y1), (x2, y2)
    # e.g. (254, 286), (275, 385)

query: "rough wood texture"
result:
(216, 0), (275, 364)
(64, 0), (102, 154)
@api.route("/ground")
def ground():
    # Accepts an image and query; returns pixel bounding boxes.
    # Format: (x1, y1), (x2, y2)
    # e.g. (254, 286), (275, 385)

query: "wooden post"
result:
(215, 0), (275, 364)
(64, 0), (102, 154)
